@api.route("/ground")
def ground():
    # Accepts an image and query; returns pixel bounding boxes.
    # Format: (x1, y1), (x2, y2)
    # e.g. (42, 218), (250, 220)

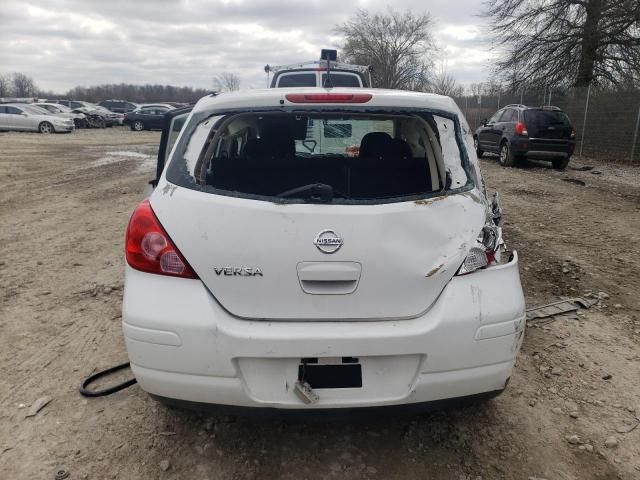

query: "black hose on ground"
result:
(79, 362), (137, 397)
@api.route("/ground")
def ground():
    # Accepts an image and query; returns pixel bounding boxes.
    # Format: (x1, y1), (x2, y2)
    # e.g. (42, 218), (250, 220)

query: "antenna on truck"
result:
(321, 49), (338, 88)
(264, 64), (271, 88)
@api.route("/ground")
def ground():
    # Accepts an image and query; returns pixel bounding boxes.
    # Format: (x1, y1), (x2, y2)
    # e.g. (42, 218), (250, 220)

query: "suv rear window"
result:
(167, 110), (471, 204)
(277, 73), (317, 88)
(321, 73), (362, 87)
(523, 110), (571, 137)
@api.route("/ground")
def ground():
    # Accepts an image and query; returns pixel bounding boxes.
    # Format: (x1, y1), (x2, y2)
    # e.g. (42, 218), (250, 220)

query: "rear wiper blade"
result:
(276, 183), (334, 202)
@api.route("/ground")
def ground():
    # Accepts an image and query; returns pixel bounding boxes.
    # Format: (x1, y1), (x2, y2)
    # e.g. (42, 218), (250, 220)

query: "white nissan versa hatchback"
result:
(122, 88), (526, 411)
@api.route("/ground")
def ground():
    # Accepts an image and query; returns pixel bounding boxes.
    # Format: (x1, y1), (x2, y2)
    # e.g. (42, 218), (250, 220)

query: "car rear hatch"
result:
(152, 97), (484, 321)
(524, 109), (573, 152)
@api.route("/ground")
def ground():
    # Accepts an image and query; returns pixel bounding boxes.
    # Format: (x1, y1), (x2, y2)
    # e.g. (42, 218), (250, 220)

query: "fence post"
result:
(579, 84), (591, 158)
(631, 104), (640, 163)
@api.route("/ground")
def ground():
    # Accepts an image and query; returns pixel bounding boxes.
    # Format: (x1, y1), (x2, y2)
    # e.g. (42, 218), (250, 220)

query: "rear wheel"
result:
(473, 136), (483, 158)
(552, 156), (570, 170)
(132, 120), (145, 131)
(498, 141), (515, 167)
(38, 122), (54, 134)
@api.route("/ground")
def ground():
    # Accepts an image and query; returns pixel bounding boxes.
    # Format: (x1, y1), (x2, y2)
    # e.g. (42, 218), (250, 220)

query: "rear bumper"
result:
(122, 253), (526, 409)
(512, 138), (574, 159)
(524, 151), (568, 159)
(54, 124), (75, 133)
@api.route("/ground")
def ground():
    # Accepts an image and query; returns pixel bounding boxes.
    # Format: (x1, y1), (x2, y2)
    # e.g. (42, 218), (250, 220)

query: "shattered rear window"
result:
(166, 109), (472, 204)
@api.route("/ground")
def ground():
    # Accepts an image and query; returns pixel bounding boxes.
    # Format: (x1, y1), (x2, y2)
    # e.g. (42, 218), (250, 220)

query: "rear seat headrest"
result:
(359, 132), (393, 159)
(241, 136), (296, 167)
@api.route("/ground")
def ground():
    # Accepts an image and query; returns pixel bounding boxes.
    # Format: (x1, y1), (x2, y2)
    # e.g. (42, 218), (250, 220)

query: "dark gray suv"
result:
(97, 99), (139, 113)
(473, 105), (576, 169)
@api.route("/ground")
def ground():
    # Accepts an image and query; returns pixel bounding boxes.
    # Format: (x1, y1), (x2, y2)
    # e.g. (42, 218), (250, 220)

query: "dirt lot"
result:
(1, 128), (639, 480)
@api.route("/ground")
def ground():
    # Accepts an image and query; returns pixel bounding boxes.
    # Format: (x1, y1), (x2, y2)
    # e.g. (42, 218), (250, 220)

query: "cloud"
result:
(0, 0), (493, 93)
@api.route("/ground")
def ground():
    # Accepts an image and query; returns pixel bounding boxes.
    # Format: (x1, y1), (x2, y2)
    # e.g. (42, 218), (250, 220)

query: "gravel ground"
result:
(1, 128), (639, 480)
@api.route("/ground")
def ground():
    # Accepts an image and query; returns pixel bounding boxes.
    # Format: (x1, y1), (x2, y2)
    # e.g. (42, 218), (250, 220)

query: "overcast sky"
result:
(1, 0), (494, 93)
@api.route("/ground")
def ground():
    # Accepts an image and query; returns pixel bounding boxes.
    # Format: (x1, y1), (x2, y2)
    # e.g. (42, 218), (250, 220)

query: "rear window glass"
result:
(321, 73), (362, 87)
(524, 110), (571, 137)
(524, 110), (570, 127)
(166, 110), (471, 204)
(277, 73), (317, 88)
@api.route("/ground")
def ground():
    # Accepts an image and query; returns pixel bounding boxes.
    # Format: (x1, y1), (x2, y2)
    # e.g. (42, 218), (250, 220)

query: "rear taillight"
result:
(285, 93), (373, 104)
(570, 126), (576, 139)
(456, 225), (502, 276)
(515, 122), (528, 136)
(125, 200), (198, 279)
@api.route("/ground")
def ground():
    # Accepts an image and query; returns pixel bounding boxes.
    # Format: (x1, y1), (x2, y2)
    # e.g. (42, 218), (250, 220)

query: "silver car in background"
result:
(35, 102), (88, 128)
(0, 104), (74, 133)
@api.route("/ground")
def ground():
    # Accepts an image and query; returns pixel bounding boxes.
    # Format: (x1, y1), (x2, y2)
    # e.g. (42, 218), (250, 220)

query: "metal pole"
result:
(465, 96), (468, 124)
(631, 104), (640, 163)
(497, 90), (501, 110)
(579, 83), (591, 158)
(548, 86), (552, 105)
(520, 90), (523, 105)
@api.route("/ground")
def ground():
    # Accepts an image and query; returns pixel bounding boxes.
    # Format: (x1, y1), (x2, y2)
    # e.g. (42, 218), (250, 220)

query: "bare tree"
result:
(484, 0), (640, 88)
(11, 72), (37, 97)
(431, 72), (464, 96)
(0, 74), (10, 97)
(469, 83), (484, 97)
(213, 72), (241, 92)
(336, 9), (436, 90)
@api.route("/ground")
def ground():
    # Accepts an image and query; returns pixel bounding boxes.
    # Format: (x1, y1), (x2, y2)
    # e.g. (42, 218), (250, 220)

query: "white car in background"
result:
(122, 88), (525, 412)
(0, 103), (74, 133)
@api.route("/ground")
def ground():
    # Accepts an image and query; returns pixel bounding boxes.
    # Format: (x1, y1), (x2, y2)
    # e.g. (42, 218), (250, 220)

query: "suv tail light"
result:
(125, 200), (198, 279)
(285, 93), (372, 104)
(570, 126), (576, 139)
(515, 122), (528, 136)
(456, 225), (501, 276)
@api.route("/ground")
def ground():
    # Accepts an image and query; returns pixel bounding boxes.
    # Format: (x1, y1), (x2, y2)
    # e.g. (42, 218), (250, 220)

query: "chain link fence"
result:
(452, 88), (640, 164)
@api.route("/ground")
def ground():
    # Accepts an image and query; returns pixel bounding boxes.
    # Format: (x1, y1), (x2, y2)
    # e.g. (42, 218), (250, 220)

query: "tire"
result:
(132, 120), (145, 132)
(498, 141), (515, 167)
(473, 136), (484, 158)
(39, 122), (54, 134)
(552, 156), (571, 170)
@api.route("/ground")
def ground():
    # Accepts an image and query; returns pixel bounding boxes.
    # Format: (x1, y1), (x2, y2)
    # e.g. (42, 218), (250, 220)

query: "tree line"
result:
(0, 72), (211, 103)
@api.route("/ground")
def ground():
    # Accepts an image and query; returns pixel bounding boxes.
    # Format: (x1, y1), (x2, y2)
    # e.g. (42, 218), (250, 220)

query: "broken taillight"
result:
(125, 200), (198, 279)
(515, 122), (528, 136)
(456, 225), (502, 276)
(285, 93), (373, 104)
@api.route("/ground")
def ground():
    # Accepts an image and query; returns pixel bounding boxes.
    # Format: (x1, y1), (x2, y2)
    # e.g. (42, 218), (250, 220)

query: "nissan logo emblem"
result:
(313, 229), (343, 254)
